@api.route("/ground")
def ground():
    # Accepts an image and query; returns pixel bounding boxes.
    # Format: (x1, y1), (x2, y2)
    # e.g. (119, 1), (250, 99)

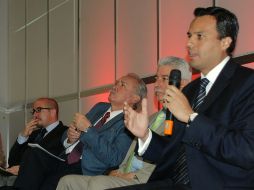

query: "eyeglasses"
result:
(31, 107), (52, 115)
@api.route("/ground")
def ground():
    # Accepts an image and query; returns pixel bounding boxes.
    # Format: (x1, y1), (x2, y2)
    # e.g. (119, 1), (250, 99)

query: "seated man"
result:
(14, 73), (147, 190)
(0, 98), (68, 188)
(114, 6), (254, 190)
(56, 56), (192, 190)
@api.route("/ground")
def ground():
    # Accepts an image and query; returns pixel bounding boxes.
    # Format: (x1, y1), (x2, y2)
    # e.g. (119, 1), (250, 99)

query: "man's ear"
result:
(180, 79), (190, 90)
(221, 37), (232, 50)
(50, 109), (57, 117)
(131, 94), (141, 104)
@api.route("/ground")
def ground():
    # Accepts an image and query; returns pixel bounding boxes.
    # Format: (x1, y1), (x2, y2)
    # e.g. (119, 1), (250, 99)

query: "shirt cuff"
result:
(138, 129), (152, 156)
(17, 134), (28, 144)
(64, 139), (79, 154)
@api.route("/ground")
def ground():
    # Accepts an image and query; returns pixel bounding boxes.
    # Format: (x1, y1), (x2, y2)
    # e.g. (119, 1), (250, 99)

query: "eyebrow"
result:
(121, 80), (128, 85)
(187, 30), (205, 34)
(156, 74), (169, 77)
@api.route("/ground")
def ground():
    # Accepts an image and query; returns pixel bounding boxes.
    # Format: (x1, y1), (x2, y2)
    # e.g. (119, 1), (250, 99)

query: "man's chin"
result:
(36, 124), (43, 128)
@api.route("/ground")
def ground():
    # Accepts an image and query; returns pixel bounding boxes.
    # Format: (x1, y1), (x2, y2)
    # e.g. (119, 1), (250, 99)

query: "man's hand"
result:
(109, 170), (136, 181)
(163, 85), (194, 123)
(124, 98), (149, 141)
(73, 113), (91, 132)
(21, 119), (39, 137)
(6, 165), (20, 175)
(67, 124), (81, 144)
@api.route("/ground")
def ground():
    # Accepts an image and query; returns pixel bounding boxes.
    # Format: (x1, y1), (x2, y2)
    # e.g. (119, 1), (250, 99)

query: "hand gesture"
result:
(163, 85), (193, 123)
(124, 98), (149, 141)
(6, 165), (20, 175)
(67, 124), (81, 144)
(21, 119), (39, 137)
(109, 170), (136, 180)
(73, 113), (91, 132)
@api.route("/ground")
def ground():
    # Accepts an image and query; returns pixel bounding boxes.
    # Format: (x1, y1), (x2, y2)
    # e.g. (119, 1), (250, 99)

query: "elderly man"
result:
(56, 56), (192, 190)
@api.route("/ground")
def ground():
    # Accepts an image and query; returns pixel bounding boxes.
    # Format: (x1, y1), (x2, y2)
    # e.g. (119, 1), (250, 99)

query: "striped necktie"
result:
(172, 78), (209, 185)
(193, 78), (210, 111)
(124, 111), (165, 173)
(150, 111), (165, 131)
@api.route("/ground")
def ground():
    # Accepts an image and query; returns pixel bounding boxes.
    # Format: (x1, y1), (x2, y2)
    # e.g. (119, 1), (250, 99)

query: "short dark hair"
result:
(194, 6), (239, 56)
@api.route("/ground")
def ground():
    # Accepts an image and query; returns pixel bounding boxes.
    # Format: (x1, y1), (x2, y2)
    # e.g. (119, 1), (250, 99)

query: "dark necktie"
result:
(67, 112), (110, 164)
(193, 78), (210, 111)
(94, 112), (110, 128)
(172, 78), (209, 185)
(35, 128), (47, 143)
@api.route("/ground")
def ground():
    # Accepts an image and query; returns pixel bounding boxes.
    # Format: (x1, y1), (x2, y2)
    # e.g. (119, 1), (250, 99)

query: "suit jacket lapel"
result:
(89, 105), (111, 125)
(199, 59), (237, 112)
(40, 121), (63, 144)
(97, 113), (124, 132)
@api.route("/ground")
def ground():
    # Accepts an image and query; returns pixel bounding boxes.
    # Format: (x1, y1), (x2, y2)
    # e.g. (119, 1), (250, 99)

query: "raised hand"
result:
(67, 124), (81, 144)
(72, 113), (91, 132)
(21, 119), (39, 137)
(124, 98), (149, 141)
(163, 85), (193, 123)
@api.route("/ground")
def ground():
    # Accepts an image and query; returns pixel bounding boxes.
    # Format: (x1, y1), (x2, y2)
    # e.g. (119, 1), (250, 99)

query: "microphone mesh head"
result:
(169, 69), (181, 88)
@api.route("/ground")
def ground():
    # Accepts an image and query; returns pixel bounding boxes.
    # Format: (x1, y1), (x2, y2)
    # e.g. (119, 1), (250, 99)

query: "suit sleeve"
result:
(80, 124), (132, 167)
(8, 141), (29, 167)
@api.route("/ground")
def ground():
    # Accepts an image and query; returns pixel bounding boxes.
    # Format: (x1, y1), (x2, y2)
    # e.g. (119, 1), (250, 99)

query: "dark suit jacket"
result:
(8, 121), (68, 167)
(145, 60), (254, 190)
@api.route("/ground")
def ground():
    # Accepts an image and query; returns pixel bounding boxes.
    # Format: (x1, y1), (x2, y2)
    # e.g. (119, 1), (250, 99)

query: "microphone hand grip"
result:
(164, 120), (173, 135)
(164, 69), (181, 136)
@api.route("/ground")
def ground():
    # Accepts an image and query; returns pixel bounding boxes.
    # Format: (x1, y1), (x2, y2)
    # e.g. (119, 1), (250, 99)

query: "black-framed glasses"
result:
(31, 107), (52, 115)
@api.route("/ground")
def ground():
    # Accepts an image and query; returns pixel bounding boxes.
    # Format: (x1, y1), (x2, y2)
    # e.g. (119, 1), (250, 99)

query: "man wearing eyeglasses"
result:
(1, 98), (68, 188)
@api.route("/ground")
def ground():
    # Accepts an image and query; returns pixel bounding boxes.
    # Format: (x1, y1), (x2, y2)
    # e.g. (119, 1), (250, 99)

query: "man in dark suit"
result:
(121, 6), (254, 190)
(1, 98), (67, 188)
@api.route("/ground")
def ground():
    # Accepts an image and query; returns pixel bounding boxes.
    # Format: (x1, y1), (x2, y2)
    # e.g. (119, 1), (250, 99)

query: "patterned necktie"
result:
(35, 128), (47, 143)
(172, 78), (209, 185)
(193, 78), (210, 111)
(124, 151), (135, 173)
(124, 111), (165, 173)
(150, 111), (165, 131)
(94, 112), (110, 128)
(67, 112), (110, 164)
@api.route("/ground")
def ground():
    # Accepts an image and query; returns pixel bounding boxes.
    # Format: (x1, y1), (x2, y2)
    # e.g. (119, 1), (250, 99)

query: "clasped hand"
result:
(67, 113), (91, 144)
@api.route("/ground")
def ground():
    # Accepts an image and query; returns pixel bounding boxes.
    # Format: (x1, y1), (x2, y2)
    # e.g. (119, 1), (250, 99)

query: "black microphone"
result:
(164, 69), (181, 135)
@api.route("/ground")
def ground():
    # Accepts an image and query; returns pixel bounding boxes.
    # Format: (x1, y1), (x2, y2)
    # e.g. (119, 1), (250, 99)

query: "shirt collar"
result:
(201, 56), (230, 84)
(45, 120), (59, 133)
(105, 107), (123, 122)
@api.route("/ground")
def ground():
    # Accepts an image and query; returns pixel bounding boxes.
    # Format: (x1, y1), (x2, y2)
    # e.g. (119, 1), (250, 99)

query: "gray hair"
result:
(126, 73), (147, 110)
(158, 56), (192, 81)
